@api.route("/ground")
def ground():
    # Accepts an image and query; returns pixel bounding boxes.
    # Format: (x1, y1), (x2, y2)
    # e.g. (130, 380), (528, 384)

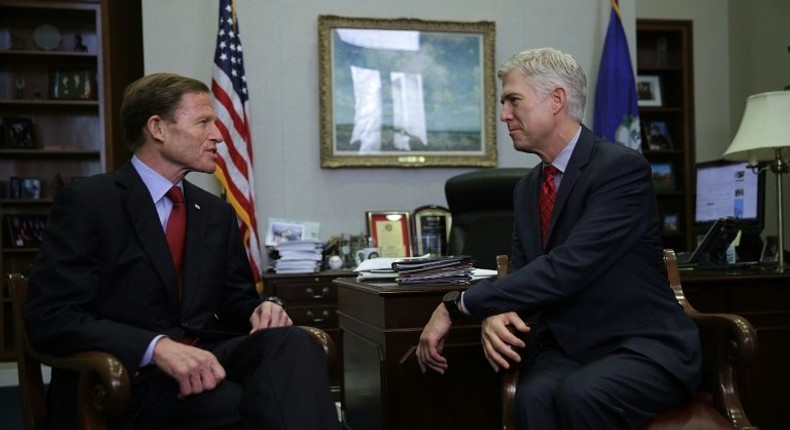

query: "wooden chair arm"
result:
(687, 311), (757, 429)
(688, 311), (758, 366)
(34, 350), (130, 428)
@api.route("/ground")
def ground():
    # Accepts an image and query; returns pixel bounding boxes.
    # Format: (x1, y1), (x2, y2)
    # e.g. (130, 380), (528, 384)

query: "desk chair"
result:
(496, 250), (758, 430)
(7, 273), (336, 430)
(445, 168), (529, 267)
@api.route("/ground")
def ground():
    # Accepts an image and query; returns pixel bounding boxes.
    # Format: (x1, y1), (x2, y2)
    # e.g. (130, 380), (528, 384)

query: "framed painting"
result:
(366, 211), (412, 257)
(319, 15), (497, 168)
(412, 205), (451, 256)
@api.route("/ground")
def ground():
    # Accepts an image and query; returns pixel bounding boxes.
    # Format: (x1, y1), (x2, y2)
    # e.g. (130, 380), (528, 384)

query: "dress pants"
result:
(514, 340), (691, 430)
(122, 326), (339, 430)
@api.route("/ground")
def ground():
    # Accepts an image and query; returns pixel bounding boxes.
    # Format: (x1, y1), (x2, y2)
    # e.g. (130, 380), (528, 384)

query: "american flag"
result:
(211, 0), (264, 293)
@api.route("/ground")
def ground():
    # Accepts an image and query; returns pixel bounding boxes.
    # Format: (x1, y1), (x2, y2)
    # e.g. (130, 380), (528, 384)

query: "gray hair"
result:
(497, 47), (587, 122)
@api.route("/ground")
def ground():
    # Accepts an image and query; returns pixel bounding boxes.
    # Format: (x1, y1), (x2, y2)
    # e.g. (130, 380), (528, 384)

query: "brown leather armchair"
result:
(7, 273), (336, 430)
(496, 250), (759, 430)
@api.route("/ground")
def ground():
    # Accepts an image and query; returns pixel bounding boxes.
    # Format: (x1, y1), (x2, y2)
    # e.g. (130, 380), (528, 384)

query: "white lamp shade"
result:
(723, 91), (790, 163)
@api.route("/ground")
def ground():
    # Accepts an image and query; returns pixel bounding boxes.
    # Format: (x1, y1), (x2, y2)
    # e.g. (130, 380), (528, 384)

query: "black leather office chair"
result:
(444, 168), (529, 267)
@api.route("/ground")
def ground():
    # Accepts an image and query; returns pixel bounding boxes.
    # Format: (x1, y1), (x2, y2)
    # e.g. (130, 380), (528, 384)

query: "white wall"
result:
(728, 0), (790, 250)
(142, 0), (635, 242)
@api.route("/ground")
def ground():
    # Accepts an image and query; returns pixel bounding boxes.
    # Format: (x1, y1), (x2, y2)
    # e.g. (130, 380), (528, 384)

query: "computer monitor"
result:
(694, 160), (765, 259)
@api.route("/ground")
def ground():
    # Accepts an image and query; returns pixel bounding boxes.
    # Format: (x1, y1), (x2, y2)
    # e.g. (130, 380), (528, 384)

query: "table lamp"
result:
(723, 91), (790, 269)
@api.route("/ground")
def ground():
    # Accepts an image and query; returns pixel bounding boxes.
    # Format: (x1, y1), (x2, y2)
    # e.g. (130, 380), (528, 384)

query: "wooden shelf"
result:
(0, 148), (101, 159)
(0, 0), (143, 363)
(638, 19), (695, 252)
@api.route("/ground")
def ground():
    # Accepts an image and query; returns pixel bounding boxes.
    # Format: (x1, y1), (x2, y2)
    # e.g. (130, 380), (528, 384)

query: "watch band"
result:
(442, 290), (462, 321)
(264, 295), (286, 310)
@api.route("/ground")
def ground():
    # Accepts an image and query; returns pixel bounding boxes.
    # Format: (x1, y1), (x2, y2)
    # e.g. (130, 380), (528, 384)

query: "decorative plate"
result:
(33, 24), (61, 51)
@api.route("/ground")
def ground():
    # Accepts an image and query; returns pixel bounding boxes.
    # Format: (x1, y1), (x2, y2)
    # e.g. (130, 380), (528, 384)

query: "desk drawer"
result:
(269, 279), (339, 302)
(289, 304), (338, 328)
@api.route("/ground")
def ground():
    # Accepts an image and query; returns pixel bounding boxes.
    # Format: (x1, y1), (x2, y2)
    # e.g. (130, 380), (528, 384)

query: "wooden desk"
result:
(337, 270), (790, 430)
(680, 268), (790, 430)
(335, 278), (501, 430)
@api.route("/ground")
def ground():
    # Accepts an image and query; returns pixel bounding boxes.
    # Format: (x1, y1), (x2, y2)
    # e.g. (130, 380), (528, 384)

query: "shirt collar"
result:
(544, 125), (582, 173)
(131, 155), (181, 203)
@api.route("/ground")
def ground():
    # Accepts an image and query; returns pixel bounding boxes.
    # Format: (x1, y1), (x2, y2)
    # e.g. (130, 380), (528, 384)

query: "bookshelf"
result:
(636, 19), (695, 252)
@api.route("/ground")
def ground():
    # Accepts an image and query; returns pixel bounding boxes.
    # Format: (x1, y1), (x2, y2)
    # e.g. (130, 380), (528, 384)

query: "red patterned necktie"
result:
(165, 186), (186, 295)
(540, 165), (559, 245)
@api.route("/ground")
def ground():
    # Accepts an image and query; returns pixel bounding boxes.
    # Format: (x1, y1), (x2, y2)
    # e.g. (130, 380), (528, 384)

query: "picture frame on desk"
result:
(366, 211), (412, 257)
(636, 75), (662, 107)
(50, 68), (95, 100)
(3, 116), (35, 149)
(318, 15), (497, 168)
(264, 217), (321, 247)
(650, 162), (675, 191)
(412, 205), (451, 256)
(760, 235), (779, 264)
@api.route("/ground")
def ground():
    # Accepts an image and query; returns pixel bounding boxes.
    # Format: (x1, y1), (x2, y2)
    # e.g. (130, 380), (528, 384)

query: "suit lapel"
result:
(116, 164), (181, 310)
(545, 126), (596, 247)
(180, 181), (208, 314)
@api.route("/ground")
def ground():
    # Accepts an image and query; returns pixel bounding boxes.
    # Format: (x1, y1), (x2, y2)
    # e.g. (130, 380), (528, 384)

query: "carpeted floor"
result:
(0, 385), (23, 429)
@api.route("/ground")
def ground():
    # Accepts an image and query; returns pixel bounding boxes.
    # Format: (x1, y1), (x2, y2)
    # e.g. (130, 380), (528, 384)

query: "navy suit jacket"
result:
(25, 162), (262, 375)
(464, 126), (701, 393)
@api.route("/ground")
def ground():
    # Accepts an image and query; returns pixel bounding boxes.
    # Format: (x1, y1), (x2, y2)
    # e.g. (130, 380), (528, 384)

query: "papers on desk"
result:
(273, 240), (322, 274)
(354, 255), (498, 285)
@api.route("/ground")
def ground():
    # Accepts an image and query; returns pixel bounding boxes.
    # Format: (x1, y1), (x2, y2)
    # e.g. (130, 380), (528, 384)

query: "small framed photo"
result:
(4, 214), (48, 248)
(50, 68), (95, 100)
(20, 177), (42, 199)
(366, 211), (413, 258)
(413, 205), (452, 257)
(8, 176), (22, 199)
(636, 75), (662, 107)
(264, 217), (321, 246)
(662, 213), (679, 233)
(644, 120), (673, 150)
(3, 116), (35, 149)
(650, 162), (675, 191)
(760, 235), (779, 264)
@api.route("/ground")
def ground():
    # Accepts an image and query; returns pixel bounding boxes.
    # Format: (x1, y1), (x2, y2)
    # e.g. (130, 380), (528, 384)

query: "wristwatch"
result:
(442, 290), (462, 321)
(264, 295), (286, 310)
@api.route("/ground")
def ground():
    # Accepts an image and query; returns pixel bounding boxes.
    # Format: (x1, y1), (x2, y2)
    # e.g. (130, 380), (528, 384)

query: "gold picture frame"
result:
(319, 15), (497, 168)
(366, 211), (413, 257)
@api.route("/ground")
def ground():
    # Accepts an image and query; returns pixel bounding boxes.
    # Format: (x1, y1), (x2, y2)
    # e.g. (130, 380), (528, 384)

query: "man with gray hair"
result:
(418, 48), (701, 429)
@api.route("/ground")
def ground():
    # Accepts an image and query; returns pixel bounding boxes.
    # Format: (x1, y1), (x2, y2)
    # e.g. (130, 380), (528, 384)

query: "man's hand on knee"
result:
(152, 337), (226, 398)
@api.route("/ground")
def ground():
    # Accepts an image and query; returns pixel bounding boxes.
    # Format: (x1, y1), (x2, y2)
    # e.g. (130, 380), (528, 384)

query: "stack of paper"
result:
(353, 255), (498, 284)
(393, 255), (475, 285)
(273, 240), (323, 273)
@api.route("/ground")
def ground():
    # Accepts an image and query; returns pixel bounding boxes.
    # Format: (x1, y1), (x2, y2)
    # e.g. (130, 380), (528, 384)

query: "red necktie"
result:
(540, 165), (559, 245)
(165, 186), (186, 294)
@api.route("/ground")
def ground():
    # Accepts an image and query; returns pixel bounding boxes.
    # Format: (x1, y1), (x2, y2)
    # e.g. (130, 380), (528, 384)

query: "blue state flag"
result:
(593, 1), (642, 152)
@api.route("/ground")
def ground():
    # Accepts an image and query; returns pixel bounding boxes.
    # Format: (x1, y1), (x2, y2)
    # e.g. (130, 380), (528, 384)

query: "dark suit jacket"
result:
(25, 162), (262, 376)
(463, 126), (701, 393)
